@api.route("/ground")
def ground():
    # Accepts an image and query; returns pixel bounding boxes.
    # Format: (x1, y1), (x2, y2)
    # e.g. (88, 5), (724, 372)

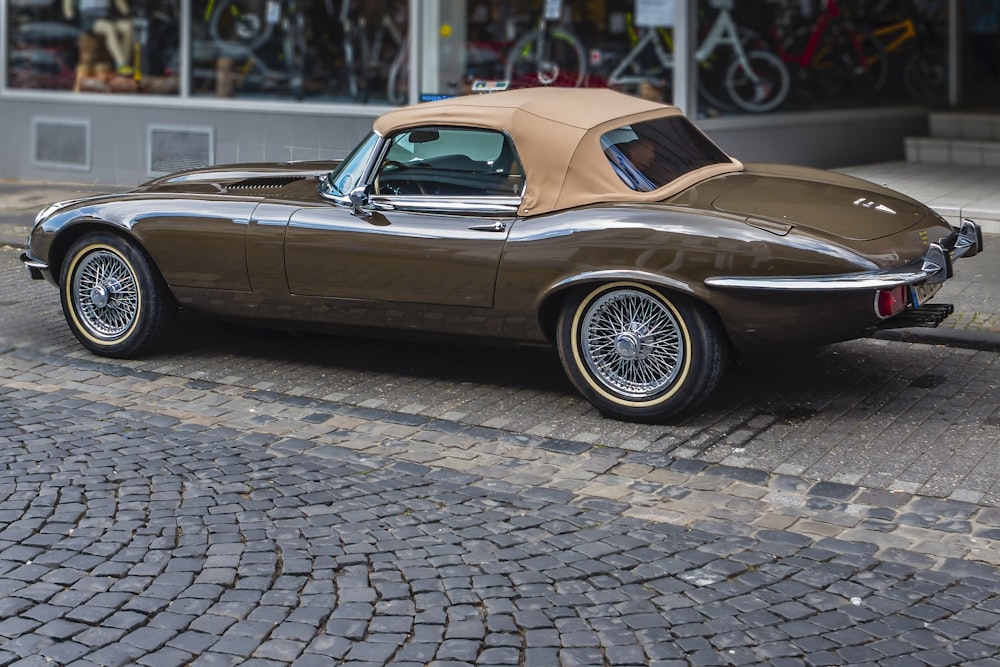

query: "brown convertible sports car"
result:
(22, 88), (983, 422)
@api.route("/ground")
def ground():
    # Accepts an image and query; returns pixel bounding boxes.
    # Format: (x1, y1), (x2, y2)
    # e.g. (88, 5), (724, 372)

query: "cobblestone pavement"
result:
(4, 348), (1000, 667)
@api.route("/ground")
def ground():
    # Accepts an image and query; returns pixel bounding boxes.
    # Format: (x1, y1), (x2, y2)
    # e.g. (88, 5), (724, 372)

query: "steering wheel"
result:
(375, 160), (425, 195)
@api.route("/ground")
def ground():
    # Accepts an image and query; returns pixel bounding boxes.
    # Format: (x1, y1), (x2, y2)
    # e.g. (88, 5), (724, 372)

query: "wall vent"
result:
(148, 125), (215, 176)
(32, 117), (91, 171)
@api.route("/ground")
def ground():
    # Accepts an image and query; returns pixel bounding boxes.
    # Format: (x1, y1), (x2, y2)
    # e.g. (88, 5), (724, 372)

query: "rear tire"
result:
(60, 232), (175, 358)
(556, 282), (727, 423)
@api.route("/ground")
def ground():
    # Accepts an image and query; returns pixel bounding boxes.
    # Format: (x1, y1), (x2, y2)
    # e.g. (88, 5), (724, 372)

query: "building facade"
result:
(1, 0), (991, 185)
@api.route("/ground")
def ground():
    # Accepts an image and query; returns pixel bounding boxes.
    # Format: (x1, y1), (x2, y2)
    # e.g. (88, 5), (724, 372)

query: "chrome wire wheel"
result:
(61, 233), (174, 357)
(71, 248), (140, 340)
(557, 282), (726, 422)
(580, 288), (683, 399)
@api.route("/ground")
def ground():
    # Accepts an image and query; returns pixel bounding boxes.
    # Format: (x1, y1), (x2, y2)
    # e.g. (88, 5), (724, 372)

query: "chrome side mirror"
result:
(349, 187), (371, 218)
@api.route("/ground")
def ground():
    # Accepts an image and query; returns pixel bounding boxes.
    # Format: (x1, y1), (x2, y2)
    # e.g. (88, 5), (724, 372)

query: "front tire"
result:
(556, 283), (726, 422)
(60, 232), (175, 358)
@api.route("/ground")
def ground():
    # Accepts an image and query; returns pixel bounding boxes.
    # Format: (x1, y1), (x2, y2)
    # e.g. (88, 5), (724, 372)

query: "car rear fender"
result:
(535, 270), (714, 344)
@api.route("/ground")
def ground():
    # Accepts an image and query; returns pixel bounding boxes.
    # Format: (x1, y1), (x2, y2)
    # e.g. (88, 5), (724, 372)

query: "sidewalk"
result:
(1, 165), (998, 352)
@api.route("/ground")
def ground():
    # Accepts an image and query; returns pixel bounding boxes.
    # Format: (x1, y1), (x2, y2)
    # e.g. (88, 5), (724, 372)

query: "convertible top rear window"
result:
(602, 117), (731, 192)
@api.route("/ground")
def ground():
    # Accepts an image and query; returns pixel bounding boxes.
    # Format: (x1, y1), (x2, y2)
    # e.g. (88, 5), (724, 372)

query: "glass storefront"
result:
(189, 0), (409, 102)
(7, 0), (180, 94)
(3, 0), (997, 112)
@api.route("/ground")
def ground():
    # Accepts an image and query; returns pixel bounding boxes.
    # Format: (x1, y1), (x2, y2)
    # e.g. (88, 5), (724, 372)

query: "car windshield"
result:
(601, 116), (731, 192)
(324, 132), (380, 197)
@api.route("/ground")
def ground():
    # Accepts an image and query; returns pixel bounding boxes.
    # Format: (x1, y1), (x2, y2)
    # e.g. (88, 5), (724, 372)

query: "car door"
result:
(284, 126), (524, 308)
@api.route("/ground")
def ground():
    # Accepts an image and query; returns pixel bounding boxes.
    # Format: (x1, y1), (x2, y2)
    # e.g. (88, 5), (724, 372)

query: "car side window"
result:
(374, 127), (524, 198)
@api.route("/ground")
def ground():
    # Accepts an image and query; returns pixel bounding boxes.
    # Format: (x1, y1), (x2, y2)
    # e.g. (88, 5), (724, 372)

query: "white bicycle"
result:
(609, 1), (790, 113)
(504, 1), (587, 88)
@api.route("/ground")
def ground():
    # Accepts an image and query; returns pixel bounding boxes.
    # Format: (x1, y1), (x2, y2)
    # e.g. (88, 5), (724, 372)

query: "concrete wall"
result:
(0, 95), (928, 186)
(0, 96), (380, 186)
(702, 107), (930, 169)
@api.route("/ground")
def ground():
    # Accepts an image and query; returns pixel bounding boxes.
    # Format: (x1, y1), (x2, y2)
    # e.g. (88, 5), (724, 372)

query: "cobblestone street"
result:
(3, 347), (1000, 666)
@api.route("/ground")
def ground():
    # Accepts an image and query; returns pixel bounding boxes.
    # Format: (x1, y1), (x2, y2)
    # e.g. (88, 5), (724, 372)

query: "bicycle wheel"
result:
(504, 28), (587, 88)
(903, 46), (946, 104)
(210, 0), (275, 54)
(724, 49), (790, 113)
(851, 29), (888, 99)
(697, 50), (740, 115)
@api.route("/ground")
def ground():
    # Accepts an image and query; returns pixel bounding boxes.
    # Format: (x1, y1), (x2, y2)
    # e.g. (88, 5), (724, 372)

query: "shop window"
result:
(6, 0), (180, 94)
(449, 0), (951, 117)
(189, 0), (409, 103)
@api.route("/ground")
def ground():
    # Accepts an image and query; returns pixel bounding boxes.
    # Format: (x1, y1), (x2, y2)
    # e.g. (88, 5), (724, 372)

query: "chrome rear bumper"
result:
(706, 219), (984, 292)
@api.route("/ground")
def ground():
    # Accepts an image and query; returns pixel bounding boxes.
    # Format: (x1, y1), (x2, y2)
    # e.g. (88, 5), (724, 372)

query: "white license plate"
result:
(911, 282), (941, 308)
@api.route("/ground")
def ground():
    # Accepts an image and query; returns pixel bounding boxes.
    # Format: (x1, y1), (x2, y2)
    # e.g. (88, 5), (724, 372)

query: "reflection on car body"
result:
(21, 88), (984, 422)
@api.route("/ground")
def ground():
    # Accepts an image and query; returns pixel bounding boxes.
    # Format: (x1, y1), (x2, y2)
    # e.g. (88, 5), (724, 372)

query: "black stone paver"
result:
(1, 357), (1000, 665)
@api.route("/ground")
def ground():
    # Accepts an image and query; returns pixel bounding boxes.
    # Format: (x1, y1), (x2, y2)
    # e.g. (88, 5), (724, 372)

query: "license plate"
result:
(910, 282), (941, 308)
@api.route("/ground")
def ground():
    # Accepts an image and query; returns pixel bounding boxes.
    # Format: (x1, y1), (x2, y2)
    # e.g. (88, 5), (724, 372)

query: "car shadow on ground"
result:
(155, 311), (928, 429)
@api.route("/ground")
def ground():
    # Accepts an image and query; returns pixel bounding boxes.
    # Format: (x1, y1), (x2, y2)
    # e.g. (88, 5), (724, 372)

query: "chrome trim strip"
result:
(370, 196), (521, 215)
(547, 270), (695, 298)
(706, 242), (951, 291)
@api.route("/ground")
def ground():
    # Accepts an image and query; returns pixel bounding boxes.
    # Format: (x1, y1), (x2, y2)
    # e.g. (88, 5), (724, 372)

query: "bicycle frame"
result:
(776, 0), (869, 71)
(872, 18), (917, 55)
(609, 9), (759, 88)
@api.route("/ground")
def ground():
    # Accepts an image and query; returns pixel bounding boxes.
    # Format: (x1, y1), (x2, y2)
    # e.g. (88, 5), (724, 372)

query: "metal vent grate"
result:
(228, 176), (307, 190)
(148, 125), (215, 176)
(32, 117), (90, 171)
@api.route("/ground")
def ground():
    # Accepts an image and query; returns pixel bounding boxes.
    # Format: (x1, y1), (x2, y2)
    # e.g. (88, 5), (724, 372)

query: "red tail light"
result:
(875, 286), (908, 318)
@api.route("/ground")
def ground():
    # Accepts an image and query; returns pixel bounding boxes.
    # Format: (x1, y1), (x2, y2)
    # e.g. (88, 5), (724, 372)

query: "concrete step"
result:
(903, 112), (1000, 166)
(929, 112), (1000, 141)
(904, 136), (1000, 166)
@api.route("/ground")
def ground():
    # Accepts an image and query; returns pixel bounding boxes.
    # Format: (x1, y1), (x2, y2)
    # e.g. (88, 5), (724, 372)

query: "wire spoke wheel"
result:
(72, 249), (140, 340)
(557, 283), (727, 422)
(581, 289), (683, 399)
(61, 233), (175, 358)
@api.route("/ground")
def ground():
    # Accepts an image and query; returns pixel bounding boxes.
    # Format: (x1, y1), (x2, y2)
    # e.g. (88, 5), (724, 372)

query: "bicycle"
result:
(771, 0), (888, 102)
(359, 1), (408, 104)
(206, 0), (372, 101)
(504, 0), (586, 88)
(206, 0), (309, 100)
(868, 11), (945, 103)
(608, 0), (790, 113)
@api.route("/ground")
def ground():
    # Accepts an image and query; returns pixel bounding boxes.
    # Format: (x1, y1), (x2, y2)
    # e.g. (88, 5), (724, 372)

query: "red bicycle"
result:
(770, 0), (888, 101)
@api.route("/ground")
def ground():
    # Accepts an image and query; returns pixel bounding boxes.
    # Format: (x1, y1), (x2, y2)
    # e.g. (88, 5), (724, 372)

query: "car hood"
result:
(136, 161), (339, 198)
(671, 163), (927, 242)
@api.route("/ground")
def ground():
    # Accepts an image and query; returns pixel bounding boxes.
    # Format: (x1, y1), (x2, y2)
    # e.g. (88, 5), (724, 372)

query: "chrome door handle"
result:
(468, 221), (507, 232)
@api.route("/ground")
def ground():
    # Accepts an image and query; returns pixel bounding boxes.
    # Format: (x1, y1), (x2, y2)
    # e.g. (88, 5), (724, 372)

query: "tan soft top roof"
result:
(373, 88), (743, 217)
